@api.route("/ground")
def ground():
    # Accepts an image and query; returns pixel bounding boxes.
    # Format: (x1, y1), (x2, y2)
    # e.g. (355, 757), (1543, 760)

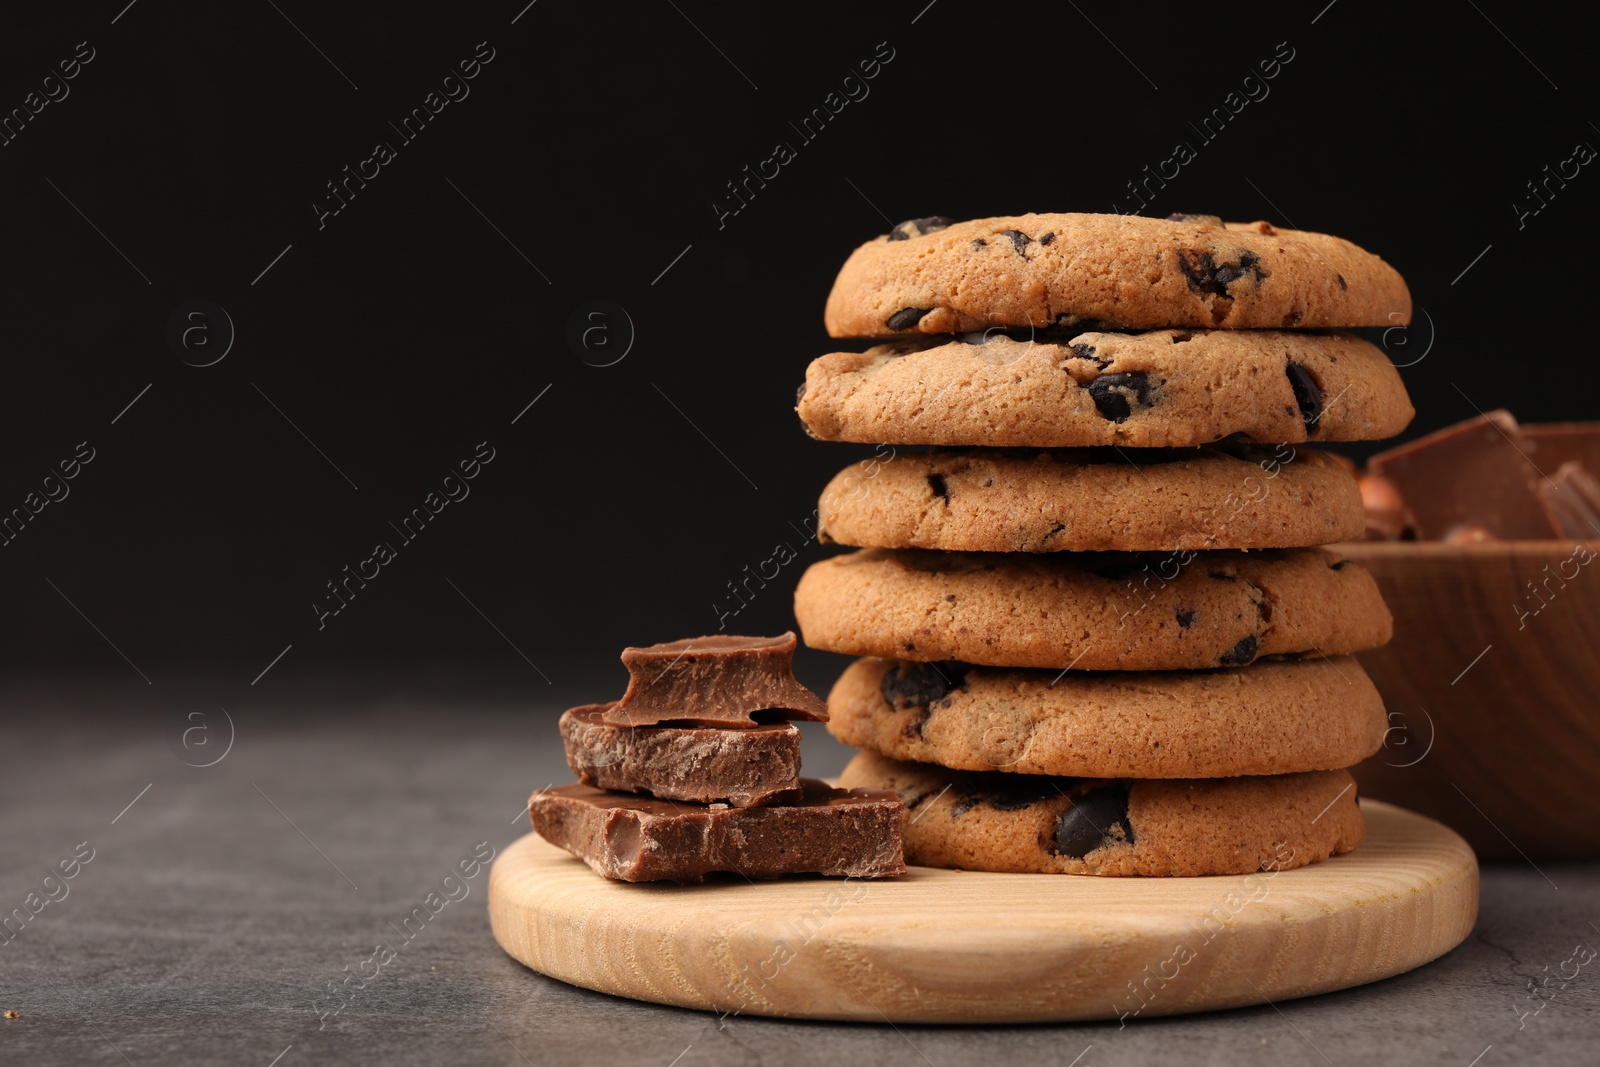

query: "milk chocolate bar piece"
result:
(1539, 461), (1600, 539)
(560, 704), (802, 807)
(603, 632), (829, 726)
(530, 779), (906, 883)
(1524, 422), (1600, 476)
(1368, 410), (1559, 540)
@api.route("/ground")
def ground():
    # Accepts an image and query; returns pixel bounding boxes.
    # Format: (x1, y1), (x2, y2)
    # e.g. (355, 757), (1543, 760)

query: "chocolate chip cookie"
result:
(797, 328), (1412, 448)
(827, 656), (1385, 778)
(824, 213), (1411, 336)
(839, 749), (1364, 876)
(817, 446), (1363, 553)
(794, 547), (1390, 670)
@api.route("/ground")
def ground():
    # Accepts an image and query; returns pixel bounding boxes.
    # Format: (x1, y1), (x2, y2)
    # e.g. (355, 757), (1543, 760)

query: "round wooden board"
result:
(488, 800), (1477, 1023)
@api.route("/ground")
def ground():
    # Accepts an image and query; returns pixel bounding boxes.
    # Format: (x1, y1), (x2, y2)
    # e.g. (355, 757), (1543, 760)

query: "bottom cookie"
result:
(838, 750), (1363, 877)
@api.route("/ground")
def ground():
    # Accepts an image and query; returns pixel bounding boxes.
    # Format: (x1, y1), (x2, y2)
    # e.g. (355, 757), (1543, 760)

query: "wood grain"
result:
(488, 800), (1477, 1023)
(1338, 540), (1600, 859)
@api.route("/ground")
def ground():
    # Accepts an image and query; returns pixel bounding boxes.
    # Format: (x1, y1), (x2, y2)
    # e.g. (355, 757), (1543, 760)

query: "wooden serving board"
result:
(488, 800), (1477, 1023)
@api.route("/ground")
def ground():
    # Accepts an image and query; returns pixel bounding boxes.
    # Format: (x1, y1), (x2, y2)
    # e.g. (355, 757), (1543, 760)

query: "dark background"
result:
(2, 0), (1595, 698)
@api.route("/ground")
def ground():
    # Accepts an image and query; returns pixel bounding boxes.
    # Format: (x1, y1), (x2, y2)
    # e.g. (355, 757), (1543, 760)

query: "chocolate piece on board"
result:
(603, 633), (829, 726)
(1368, 410), (1558, 540)
(1539, 461), (1600, 540)
(560, 704), (802, 808)
(529, 779), (906, 883)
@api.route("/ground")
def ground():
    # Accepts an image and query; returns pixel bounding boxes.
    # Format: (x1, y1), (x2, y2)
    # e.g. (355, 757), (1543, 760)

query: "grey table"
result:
(2, 669), (1595, 1066)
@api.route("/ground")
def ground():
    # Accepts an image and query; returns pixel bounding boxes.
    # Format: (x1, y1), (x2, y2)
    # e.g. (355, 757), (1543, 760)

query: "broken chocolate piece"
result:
(886, 307), (931, 331)
(1538, 461), (1600, 539)
(560, 705), (802, 807)
(887, 216), (954, 241)
(529, 780), (906, 883)
(1049, 787), (1134, 859)
(1368, 410), (1559, 540)
(1359, 472), (1409, 541)
(603, 632), (828, 726)
(1524, 422), (1600, 476)
(1087, 372), (1151, 422)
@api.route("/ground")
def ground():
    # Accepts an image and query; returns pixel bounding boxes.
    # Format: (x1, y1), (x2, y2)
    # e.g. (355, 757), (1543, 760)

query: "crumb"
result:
(5, 1010), (19, 1019)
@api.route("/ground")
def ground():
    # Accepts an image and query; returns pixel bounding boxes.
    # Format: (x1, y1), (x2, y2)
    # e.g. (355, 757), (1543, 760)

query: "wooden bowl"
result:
(1336, 540), (1600, 861)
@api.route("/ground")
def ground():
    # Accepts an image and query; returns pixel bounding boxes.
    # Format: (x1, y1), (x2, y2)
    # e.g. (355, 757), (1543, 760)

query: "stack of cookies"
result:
(530, 634), (906, 882)
(793, 212), (1415, 876)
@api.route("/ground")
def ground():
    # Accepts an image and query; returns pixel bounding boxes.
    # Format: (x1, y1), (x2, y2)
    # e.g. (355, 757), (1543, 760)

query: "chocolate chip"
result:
(970, 238), (987, 249)
(1166, 213), (1223, 225)
(1087, 373), (1151, 422)
(1038, 232), (1055, 245)
(881, 661), (967, 709)
(927, 473), (949, 502)
(1176, 249), (1263, 298)
(1054, 313), (1113, 331)
(1336, 273), (1348, 290)
(1001, 229), (1031, 253)
(950, 778), (1053, 816)
(887, 216), (955, 241)
(1175, 608), (1195, 628)
(1047, 522), (1067, 538)
(901, 708), (930, 740)
(1285, 361), (1323, 429)
(886, 307), (930, 331)
(1050, 788), (1134, 858)
(1330, 558), (1353, 571)
(1068, 341), (1097, 361)
(1219, 635), (1258, 666)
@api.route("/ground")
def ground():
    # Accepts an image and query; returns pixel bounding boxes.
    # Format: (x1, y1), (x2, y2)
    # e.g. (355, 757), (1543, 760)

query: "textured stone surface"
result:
(0, 669), (1592, 1065)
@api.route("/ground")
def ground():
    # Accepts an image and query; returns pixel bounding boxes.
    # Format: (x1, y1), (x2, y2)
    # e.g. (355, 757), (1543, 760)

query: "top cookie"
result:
(824, 213), (1412, 336)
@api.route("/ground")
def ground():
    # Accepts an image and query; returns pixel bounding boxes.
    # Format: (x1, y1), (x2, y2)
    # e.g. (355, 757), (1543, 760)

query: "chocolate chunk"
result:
(1067, 341), (1098, 362)
(1336, 273), (1348, 290)
(603, 632), (828, 726)
(927, 473), (949, 502)
(1001, 229), (1031, 253)
(970, 238), (987, 249)
(948, 777), (1051, 817)
(1219, 635), (1258, 666)
(1368, 411), (1558, 540)
(1038, 232), (1055, 245)
(880, 661), (967, 709)
(1538, 461), (1600, 538)
(887, 216), (955, 241)
(529, 780), (906, 883)
(1050, 787), (1133, 859)
(1285, 361), (1323, 430)
(1176, 249), (1263, 297)
(1166, 213), (1223, 225)
(886, 307), (931, 331)
(1087, 372), (1152, 422)
(560, 705), (801, 808)
(1175, 608), (1195, 628)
